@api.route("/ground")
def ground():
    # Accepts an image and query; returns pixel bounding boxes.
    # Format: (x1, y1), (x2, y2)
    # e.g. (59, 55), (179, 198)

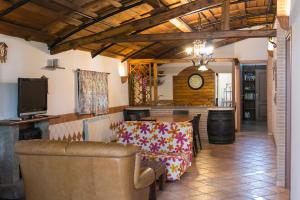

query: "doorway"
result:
(241, 65), (267, 132)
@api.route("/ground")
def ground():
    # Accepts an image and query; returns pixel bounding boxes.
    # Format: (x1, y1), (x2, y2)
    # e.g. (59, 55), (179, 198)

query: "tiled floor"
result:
(241, 121), (268, 132)
(157, 133), (290, 200)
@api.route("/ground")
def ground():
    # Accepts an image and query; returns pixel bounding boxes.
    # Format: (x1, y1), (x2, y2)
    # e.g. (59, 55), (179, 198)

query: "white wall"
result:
(234, 38), (268, 61)
(0, 34), (128, 119)
(217, 73), (232, 106)
(290, 0), (300, 198)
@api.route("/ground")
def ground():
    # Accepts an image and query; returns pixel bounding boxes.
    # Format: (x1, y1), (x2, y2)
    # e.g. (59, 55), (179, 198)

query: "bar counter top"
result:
(125, 106), (234, 110)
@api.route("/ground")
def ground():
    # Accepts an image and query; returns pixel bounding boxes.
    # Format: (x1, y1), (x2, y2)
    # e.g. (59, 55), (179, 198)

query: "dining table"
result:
(141, 115), (194, 123)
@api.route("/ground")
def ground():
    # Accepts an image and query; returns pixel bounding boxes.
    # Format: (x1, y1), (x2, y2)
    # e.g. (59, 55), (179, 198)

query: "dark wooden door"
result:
(256, 69), (267, 120)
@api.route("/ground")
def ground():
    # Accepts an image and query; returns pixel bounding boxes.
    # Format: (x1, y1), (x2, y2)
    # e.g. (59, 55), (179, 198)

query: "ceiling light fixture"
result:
(185, 40), (214, 71)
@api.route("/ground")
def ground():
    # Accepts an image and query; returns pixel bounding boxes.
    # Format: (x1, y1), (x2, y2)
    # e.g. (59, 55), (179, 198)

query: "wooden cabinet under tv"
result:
(0, 115), (57, 199)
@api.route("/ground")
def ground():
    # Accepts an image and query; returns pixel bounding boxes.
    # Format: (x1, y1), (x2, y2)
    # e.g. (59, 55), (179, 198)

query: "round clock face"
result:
(188, 74), (204, 90)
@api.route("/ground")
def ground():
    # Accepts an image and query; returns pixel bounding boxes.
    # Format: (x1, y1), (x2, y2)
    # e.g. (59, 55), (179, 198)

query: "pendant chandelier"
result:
(185, 12), (214, 71)
(185, 40), (214, 71)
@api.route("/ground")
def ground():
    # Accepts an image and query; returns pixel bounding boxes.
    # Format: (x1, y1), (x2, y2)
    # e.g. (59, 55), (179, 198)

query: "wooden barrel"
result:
(207, 110), (235, 144)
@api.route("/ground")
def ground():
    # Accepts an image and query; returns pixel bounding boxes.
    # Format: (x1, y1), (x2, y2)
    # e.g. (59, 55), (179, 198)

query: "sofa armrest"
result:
(135, 167), (155, 189)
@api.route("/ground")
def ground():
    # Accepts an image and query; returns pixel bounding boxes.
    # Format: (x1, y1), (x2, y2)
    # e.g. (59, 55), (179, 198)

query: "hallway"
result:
(158, 133), (289, 200)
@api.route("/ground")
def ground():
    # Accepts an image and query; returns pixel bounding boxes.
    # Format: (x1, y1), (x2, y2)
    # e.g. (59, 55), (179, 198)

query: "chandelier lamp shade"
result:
(185, 40), (214, 71)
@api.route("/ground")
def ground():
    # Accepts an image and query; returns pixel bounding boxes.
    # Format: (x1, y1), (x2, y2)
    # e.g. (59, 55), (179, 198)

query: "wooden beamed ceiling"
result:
(0, 0), (277, 60)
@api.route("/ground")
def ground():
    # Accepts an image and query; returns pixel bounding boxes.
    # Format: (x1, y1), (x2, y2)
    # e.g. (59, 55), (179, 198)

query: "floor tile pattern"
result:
(158, 133), (289, 200)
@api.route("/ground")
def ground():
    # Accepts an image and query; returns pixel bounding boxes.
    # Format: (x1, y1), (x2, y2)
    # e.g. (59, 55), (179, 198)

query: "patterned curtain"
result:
(78, 70), (109, 115)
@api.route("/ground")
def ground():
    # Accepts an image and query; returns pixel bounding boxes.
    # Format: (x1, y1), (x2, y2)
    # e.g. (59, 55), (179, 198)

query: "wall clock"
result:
(188, 73), (204, 90)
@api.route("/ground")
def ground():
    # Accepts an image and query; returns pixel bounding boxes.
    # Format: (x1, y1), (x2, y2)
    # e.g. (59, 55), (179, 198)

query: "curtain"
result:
(78, 70), (109, 115)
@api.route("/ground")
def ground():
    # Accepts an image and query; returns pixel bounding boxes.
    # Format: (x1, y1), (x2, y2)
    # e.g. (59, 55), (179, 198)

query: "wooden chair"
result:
(128, 114), (139, 121)
(192, 115), (202, 153)
(195, 114), (202, 150)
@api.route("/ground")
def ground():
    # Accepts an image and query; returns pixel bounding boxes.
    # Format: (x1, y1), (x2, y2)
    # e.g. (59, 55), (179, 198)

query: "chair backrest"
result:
(116, 121), (193, 154)
(173, 110), (189, 115)
(15, 140), (143, 200)
(192, 114), (201, 131)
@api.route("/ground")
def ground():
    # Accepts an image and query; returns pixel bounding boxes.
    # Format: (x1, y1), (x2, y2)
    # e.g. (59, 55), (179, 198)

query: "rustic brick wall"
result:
(274, 21), (287, 187)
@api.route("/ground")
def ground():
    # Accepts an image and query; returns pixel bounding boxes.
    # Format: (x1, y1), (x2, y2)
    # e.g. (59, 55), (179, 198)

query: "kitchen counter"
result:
(126, 106), (233, 110)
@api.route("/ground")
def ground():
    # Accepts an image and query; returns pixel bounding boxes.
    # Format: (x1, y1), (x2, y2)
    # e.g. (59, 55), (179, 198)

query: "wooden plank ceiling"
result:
(0, 0), (276, 61)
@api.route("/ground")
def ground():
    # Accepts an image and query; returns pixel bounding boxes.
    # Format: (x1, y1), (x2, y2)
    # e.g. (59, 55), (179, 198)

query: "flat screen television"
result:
(18, 78), (48, 117)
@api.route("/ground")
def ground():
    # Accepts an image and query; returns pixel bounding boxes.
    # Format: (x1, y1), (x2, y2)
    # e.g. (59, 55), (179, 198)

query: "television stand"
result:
(0, 115), (58, 199)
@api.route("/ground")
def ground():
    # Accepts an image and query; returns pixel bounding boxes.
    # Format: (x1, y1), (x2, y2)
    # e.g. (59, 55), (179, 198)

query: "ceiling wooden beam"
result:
(122, 42), (158, 62)
(267, 0), (273, 14)
(128, 58), (238, 64)
(49, 0), (144, 48)
(0, 19), (54, 40)
(144, 0), (164, 8)
(188, 12), (275, 30)
(91, 44), (115, 58)
(169, 18), (193, 32)
(91, 23), (159, 58)
(104, 0), (122, 8)
(93, 18), (274, 58)
(50, 0), (98, 19)
(50, 0), (225, 54)
(221, 0), (230, 30)
(0, 0), (30, 18)
(200, 12), (217, 30)
(31, 0), (83, 26)
(156, 24), (273, 59)
(95, 29), (276, 43)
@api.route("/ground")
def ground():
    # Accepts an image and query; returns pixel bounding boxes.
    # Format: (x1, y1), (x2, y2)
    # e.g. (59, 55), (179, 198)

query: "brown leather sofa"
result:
(15, 140), (155, 200)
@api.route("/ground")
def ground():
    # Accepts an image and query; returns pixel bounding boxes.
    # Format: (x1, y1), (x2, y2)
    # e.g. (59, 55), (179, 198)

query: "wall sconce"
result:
(268, 37), (277, 57)
(118, 62), (128, 84)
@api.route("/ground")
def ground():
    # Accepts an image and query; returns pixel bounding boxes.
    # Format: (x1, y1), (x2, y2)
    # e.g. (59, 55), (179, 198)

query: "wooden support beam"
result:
(122, 42), (158, 62)
(144, 0), (164, 8)
(50, 0), (225, 54)
(155, 26), (272, 59)
(104, 0), (122, 8)
(0, 0), (30, 18)
(91, 44), (115, 58)
(91, 24), (158, 58)
(160, 38), (245, 59)
(128, 58), (238, 64)
(277, 16), (289, 31)
(221, 0), (230, 30)
(31, 0), (83, 26)
(153, 62), (158, 105)
(50, 0), (98, 19)
(49, 0), (144, 48)
(169, 18), (193, 32)
(96, 30), (276, 43)
(234, 60), (241, 132)
(200, 12), (217, 30)
(267, 0), (273, 14)
(0, 19), (54, 40)
(155, 44), (185, 58)
(196, 12), (275, 30)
